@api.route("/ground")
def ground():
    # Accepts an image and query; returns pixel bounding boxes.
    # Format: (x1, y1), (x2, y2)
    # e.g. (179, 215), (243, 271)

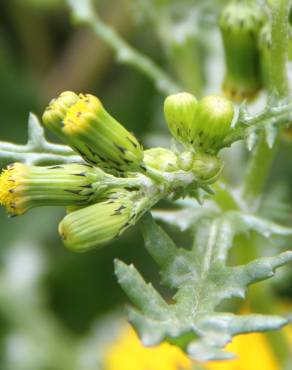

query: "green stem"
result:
(0, 114), (80, 166)
(222, 99), (292, 147)
(236, 1), (292, 366)
(269, 0), (290, 97)
(66, 0), (181, 95)
(234, 234), (291, 368)
(242, 0), (291, 209)
(243, 133), (280, 210)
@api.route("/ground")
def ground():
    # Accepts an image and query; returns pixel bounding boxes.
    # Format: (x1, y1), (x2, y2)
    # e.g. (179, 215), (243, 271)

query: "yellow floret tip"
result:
(0, 163), (27, 216)
(45, 91), (79, 115)
(63, 93), (103, 134)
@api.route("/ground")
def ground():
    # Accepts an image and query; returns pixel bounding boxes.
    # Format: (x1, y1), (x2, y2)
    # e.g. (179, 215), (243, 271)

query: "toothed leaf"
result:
(116, 212), (292, 361)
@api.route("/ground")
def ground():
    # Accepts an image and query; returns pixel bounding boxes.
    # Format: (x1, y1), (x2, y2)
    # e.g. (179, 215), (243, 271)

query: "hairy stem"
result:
(222, 99), (292, 148)
(239, 2), (292, 365)
(242, 0), (291, 209)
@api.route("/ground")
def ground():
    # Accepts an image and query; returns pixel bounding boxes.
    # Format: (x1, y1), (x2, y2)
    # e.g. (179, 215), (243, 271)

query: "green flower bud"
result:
(176, 151), (222, 182)
(143, 148), (178, 172)
(42, 91), (102, 168)
(42, 91), (79, 136)
(219, 1), (266, 102)
(0, 163), (107, 216)
(191, 95), (234, 154)
(177, 151), (194, 171)
(43, 92), (144, 173)
(62, 94), (143, 172)
(164, 92), (198, 146)
(59, 189), (136, 252)
(191, 153), (222, 183)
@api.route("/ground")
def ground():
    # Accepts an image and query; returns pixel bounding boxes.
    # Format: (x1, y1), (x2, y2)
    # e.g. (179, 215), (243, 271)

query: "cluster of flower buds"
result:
(164, 92), (234, 154)
(0, 162), (142, 252)
(219, 0), (266, 102)
(0, 90), (235, 252)
(43, 91), (144, 173)
(0, 92), (148, 252)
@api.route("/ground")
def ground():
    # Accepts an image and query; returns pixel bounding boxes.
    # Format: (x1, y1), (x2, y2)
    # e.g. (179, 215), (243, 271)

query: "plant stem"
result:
(222, 99), (292, 148)
(240, 3), (292, 366)
(269, 0), (290, 97)
(243, 134), (280, 210)
(66, 0), (181, 95)
(242, 0), (291, 209)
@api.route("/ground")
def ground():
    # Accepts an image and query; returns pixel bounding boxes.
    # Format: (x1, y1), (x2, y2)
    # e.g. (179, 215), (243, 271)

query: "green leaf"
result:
(151, 206), (217, 232)
(246, 129), (258, 151)
(265, 122), (277, 148)
(115, 212), (292, 361)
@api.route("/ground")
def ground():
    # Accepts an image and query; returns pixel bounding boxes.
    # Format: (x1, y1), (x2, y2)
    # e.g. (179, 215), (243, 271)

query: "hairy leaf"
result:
(115, 212), (292, 361)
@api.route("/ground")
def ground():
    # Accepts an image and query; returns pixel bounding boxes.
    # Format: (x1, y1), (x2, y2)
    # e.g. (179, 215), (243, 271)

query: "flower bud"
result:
(59, 190), (136, 252)
(143, 148), (178, 172)
(192, 95), (234, 154)
(164, 92), (198, 146)
(62, 94), (143, 172)
(42, 91), (79, 137)
(191, 153), (222, 183)
(0, 163), (107, 216)
(219, 1), (266, 101)
(176, 151), (194, 171)
(42, 91), (101, 167)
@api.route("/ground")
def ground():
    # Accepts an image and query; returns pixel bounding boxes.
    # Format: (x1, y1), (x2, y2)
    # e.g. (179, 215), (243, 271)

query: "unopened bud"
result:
(43, 92), (144, 172)
(62, 94), (143, 172)
(144, 148), (178, 172)
(164, 92), (198, 146)
(42, 91), (79, 137)
(219, 1), (266, 101)
(191, 153), (222, 183)
(192, 95), (234, 154)
(59, 190), (136, 252)
(0, 163), (106, 216)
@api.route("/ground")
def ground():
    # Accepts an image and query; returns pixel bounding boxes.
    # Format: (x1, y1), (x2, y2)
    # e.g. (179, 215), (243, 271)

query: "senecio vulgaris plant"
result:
(1, 0), (292, 364)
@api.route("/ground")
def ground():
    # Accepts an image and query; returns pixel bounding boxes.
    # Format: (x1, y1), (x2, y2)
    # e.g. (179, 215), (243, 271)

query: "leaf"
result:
(237, 101), (249, 124)
(115, 212), (292, 361)
(151, 206), (217, 232)
(246, 129), (258, 151)
(259, 184), (292, 223)
(265, 122), (278, 148)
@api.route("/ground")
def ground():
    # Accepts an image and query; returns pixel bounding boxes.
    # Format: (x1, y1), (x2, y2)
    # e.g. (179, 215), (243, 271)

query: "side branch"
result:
(66, 0), (181, 95)
(0, 114), (80, 166)
(222, 99), (292, 149)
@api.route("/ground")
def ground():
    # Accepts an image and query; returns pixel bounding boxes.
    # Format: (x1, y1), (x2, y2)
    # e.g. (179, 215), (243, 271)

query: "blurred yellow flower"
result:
(103, 325), (281, 370)
(103, 325), (192, 370)
(206, 333), (279, 370)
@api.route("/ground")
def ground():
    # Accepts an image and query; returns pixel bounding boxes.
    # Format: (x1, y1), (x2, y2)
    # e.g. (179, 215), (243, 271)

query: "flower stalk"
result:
(242, 0), (291, 209)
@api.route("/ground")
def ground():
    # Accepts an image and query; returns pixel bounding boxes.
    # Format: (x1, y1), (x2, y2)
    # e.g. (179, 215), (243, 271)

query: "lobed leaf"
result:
(115, 212), (292, 361)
